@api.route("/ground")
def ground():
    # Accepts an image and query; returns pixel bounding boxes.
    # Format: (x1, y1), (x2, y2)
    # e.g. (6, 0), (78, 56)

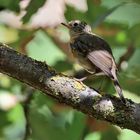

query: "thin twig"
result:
(118, 43), (135, 70)
(22, 87), (34, 140)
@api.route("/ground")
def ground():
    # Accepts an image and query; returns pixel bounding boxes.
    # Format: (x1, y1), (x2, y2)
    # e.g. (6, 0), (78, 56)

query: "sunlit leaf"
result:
(84, 132), (101, 140)
(122, 90), (140, 103)
(119, 129), (140, 140)
(0, 75), (11, 88)
(115, 31), (127, 43)
(0, 25), (18, 43)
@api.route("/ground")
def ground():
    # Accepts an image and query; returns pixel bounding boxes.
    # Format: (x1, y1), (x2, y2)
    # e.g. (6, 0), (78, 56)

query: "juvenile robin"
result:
(61, 20), (126, 103)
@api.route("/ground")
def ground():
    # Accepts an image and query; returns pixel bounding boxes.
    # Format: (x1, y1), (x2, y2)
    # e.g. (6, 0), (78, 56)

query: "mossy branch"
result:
(0, 43), (140, 134)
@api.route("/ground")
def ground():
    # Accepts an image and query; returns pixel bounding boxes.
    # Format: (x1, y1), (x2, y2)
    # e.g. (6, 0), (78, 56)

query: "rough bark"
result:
(0, 43), (140, 134)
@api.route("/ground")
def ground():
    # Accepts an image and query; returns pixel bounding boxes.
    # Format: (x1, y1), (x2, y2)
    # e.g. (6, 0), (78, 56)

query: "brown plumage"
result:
(61, 20), (126, 103)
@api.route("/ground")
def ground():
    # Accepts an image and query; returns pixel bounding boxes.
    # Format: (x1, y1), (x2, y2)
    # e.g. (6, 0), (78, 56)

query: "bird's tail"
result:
(112, 77), (126, 103)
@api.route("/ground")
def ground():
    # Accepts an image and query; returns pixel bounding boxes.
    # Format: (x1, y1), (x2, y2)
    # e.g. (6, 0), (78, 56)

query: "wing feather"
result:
(87, 50), (116, 76)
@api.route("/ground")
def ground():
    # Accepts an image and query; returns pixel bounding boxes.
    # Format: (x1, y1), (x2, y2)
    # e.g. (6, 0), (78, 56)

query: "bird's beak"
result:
(61, 22), (71, 29)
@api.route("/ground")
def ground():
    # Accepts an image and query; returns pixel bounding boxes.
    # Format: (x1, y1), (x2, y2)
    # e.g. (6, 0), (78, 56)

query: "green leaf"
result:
(3, 104), (25, 140)
(93, 2), (126, 28)
(53, 60), (73, 72)
(122, 90), (140, 103)
(65, 5), (86, 21)
(0, 75), (11, 88)
(100, 126), (119, 140)
(132, 0), (140, 4)
(86, 0), (106, 24)
(29, 97), (86, 140)
(0, 0), (20, 12)
(84, 132), (101, 140)
(65, 0), (121, 27)
(0, 110), (11, 137)
(0, 25), (18, 44)
(115, 31), (127, 43)
(22, 0), (46, 23)
(10, 29), (35, 50)
(26, 30), (66, 66)
(113, 48), (140, 96)
(128, 23), (140, 48)
(103, 2), (140, 27)
(119, 129), (140, 140)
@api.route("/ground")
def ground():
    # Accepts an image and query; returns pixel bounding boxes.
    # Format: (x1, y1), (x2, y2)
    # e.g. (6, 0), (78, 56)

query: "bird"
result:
(61, 20), (126, 103)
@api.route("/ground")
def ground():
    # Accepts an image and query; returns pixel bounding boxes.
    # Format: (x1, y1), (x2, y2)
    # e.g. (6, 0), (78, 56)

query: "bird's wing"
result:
(75, 33), (113, 55)
(87, 50), (116, 77)
(74, 33), (117, 76)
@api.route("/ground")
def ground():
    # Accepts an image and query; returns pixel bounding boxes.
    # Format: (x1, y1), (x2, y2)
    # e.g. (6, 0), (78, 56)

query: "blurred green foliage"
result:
(0, 0), (140, 140)
(0, 0), (20, 12)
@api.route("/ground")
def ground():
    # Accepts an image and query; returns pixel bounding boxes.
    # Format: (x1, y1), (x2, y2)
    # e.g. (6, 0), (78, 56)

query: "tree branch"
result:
(0, 43), (140, 134)
(118, 43), (135, 70)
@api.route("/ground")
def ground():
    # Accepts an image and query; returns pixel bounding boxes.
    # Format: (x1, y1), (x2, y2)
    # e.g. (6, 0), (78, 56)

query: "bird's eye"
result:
(73, 23), (78, 26)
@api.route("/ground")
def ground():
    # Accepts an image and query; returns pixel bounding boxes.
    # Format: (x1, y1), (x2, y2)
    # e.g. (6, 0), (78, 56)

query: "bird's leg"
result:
(75, 71), (105, 82)
(79, 76), (88, 81)
(76, 71), (96, 82)
(94, 72), (105, 76)
(75, 75), (89, 82)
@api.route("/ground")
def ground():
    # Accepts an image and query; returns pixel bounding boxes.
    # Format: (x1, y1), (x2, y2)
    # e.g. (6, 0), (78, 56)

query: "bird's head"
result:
(61, 20), (91, 37)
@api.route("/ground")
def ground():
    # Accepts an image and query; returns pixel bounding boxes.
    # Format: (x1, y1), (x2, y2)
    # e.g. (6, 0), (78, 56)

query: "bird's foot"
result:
(74, 76), (88, 82)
